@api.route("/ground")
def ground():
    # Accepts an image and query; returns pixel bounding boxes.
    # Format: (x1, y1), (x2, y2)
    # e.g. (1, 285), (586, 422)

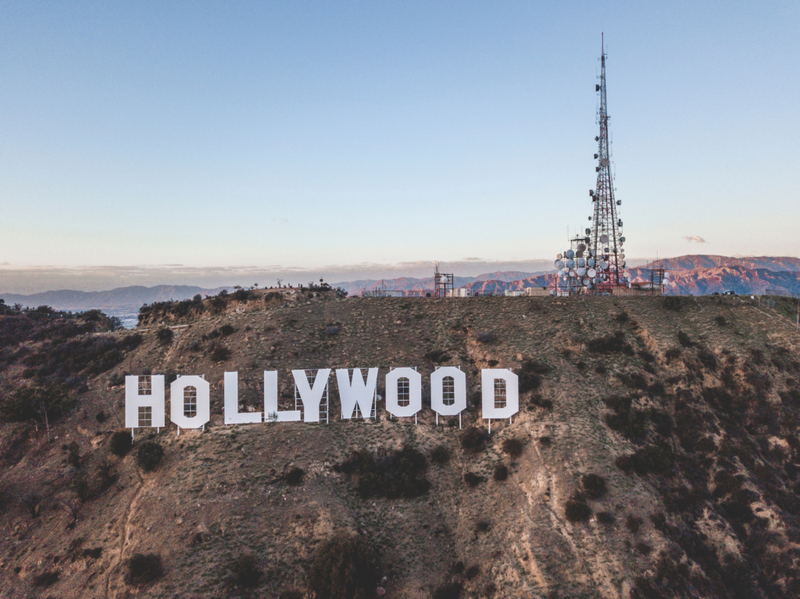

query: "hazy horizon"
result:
(3, 253), (797, 295)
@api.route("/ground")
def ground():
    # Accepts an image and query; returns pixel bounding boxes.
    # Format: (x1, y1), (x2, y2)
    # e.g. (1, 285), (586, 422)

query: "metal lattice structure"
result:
(553, 35), (630, 295)
(589, 33), (627, 291)
(433, 262), (454, 298)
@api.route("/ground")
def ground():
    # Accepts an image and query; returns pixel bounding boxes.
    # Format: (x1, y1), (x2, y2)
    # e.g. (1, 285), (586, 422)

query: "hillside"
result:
(1, 290), (800, 598)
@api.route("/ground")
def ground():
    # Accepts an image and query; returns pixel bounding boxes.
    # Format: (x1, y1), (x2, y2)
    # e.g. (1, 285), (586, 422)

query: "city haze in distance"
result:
(1, 1), (798, 293)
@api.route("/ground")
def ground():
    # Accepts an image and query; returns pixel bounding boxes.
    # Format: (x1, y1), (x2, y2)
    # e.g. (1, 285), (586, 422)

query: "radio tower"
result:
(551, 34), (629, 295)
(589, 33), (627, 289)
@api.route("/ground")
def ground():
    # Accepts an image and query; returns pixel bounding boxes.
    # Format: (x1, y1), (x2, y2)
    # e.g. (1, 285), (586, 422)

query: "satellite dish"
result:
(577, 267), (586, 276)
(589, 249), (595, 257)
(620, 236), (626, 242)
(566, 249), (575, 259)
(587, 268), (597, 277)
(566, 259), (575, 268)
(577, 258), (585, 267)
(664, 272), (670, 279)
(576, 250), (584, 258)
(600, 261), (609, 270)
(621, 260), (626, 268)
(600, 158), (609, 166)
(569, 270), (577, 277)
(583, 277), (591, 286)
(600, 234), (609, 244)
(578, 243), (586, 251)
(555, 260), (565, 270)
(557, 253), (563, 260)
(588, 258), (595, 267)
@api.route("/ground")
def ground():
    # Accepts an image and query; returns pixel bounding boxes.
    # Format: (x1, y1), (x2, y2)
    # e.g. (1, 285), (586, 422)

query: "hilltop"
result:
(1, 289), (800, 598)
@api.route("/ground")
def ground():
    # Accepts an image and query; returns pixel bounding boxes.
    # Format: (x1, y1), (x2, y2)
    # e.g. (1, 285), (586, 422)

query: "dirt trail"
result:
(104, 468), (145, 599)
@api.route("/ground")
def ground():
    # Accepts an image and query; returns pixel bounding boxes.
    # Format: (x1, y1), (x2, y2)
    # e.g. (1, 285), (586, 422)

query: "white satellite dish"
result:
(587, 268), (597, 277)
(557, 253), (563, 260)
(583, 277), (591, 286)
(577, 267), (586, 276)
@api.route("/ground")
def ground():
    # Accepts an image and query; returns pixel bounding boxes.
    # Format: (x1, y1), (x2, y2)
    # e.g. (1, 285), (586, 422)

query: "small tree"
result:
(136, 440), (164, 472)
(110, 430), (133, 456)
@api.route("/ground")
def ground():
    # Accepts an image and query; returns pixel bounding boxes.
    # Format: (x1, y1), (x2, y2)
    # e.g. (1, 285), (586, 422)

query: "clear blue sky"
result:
(2, 1), (798, 279)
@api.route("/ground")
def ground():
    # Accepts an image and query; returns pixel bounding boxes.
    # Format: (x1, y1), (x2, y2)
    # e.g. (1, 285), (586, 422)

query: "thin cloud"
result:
(683, 235), (707, 243)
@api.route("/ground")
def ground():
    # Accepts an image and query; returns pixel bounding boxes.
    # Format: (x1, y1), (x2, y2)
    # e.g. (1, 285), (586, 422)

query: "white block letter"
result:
(292, 369), (331, 423)
(385, 368), (422, 418)
(431, 366), (467, 416)
(481, 369), (519, 419)
(337, 368), (378, 420)
(125, 375), (166, 429)
(263, 370), (301, 422)
(170, 375), (210, 429)
(224, 372), (262, 425)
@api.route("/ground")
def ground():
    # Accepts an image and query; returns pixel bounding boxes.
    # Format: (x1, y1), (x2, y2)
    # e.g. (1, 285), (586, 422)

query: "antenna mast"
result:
(551, 34), (629, 295)
(590, 32), (626, 290)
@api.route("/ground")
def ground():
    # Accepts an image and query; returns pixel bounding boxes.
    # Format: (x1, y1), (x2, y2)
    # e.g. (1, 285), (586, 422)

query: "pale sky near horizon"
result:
(2, 1), (798, 286)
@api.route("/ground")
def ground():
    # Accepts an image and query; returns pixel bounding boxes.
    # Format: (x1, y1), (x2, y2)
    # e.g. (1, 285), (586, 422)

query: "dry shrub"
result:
(501, 437), (525, 459)
(109, 430), (132, 456)
(229, 554), (262, 588)
(308, 533), (379, 599)
(460, 426), (488, 453)
(125, 553), (163, 586)
(582, 473), (607, 500)
(493, 463), (509, 482)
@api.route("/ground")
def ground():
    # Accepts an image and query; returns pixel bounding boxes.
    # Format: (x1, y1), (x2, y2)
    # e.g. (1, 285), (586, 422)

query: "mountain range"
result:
(1, 256), (798, 317)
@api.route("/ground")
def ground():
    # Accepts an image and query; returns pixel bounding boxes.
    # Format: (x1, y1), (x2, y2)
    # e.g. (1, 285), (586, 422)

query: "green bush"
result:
(136, 440), (164, 472)
(588, 331), (634, 355)
(110, 430), (132, 456)
(155, 327), (173, 345)
(582, 473), (607, 500)
(125, 553), (163, 586)
(565, 493), (592, 522)
(308, 533), (379, 599)
(430, 444), (450, 465)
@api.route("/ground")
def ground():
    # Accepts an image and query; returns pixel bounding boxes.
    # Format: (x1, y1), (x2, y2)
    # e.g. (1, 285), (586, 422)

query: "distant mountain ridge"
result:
(0, 285), (229, 311)
(2, 256), (799, 312)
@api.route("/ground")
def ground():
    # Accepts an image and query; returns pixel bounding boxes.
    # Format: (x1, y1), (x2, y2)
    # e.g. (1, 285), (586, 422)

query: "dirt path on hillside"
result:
(104, 467), (145, 599)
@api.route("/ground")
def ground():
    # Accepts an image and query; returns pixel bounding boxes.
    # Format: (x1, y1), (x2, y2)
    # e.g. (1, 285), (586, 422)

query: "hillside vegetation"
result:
(1, 290), (800, 599)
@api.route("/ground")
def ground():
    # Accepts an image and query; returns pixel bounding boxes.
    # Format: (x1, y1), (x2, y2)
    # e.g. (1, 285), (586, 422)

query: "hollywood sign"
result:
(125, 367), (519, 434)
